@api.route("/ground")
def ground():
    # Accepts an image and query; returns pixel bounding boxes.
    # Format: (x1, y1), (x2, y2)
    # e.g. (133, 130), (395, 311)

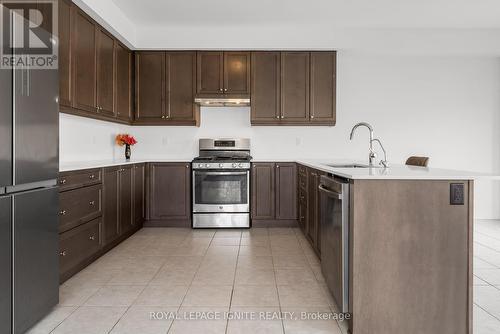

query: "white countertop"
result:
(60, 158), (494, 180)
(59, 159), (189, 172)
(297, 159), (494, 180)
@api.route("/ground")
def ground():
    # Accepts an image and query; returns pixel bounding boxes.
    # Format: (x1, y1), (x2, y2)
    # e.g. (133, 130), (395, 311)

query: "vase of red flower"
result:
(116, 134), (137, 160)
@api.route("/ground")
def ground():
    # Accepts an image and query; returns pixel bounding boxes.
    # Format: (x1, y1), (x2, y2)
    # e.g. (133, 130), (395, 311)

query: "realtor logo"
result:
(1, 0), (58, 69)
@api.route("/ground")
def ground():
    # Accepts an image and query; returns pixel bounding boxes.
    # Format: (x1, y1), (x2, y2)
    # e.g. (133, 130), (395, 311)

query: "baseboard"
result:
(251, 219), (298, 227)
(143, 219), (192, 227)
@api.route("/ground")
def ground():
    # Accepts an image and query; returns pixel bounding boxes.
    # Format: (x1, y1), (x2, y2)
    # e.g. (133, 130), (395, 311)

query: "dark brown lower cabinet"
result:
(119, 165), (134, 234)
(133, 164), (145, 226)
(103, 166), (120, 244)
(147, 162), (191, 226)
(251, 162), (297, 226)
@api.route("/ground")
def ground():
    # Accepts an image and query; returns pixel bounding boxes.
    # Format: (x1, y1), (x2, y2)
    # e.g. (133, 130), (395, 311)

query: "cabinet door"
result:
(72, 8), (96, 113)
(250, 52), (280, 124)
(119, 165), (133, 234)
(103, 167), (119, 244)
(310, 52), (336, 124)
(196, 51), (223, 94)
(251, 163), (275, 220)
(307, 169), (318, 245)
(133, 164), (145, 226)
(135, 52), (165, 121)
(275, 163), (297, 220)
(96, 29), (115, 117)
(115, 43), (132, 122)
(150, 163), (191, 220)
(167, 52), (197, 121)
(281, 52), (310, 122)
(58, 0), (72, 108)
(224, 52), (250, 94)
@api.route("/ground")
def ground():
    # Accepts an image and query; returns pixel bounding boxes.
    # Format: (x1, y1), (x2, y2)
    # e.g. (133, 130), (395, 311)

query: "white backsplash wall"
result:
(60, 51), (500, 219)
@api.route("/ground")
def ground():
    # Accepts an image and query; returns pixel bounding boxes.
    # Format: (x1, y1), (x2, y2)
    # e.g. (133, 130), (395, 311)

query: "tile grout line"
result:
(225, 231), (243, 334)
(474, 302), (500, 323)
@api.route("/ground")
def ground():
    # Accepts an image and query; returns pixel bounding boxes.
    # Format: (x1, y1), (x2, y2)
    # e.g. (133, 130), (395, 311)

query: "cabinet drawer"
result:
(59, 169), (102, 191)
(59, 184), (102, 232)
(59, 218), (102, 277)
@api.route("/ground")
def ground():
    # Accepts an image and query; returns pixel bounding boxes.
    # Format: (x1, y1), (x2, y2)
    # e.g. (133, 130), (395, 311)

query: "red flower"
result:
(116, 134), (137, 146)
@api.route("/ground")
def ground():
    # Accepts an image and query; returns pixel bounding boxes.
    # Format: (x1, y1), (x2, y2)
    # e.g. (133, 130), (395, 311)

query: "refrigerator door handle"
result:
(5, 180), (57, 194)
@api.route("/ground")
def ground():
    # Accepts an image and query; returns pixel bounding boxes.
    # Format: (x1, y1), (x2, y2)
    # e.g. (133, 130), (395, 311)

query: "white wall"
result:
(60, 51), (500, 219)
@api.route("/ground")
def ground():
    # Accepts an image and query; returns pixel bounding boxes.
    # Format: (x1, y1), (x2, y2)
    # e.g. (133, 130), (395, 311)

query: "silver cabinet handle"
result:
(89, 236), (95, 241)
(89, 174), (95, 179)
(276, 115), (279, 119)
(224, 88), (228, 92)
(219, 88), (223, 92)
(60, 251), (67, 256)
(59, 179), (67, 185)
(89, 201), (95, 206)
(276, 165), (280, 168)
(59, 210), (67, 216)
(311, 115), (315, 119)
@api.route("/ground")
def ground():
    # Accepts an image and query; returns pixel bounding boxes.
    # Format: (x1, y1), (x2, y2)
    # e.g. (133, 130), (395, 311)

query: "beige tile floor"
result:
(29, 227), (344, 334)
(28, 221), (500, 334)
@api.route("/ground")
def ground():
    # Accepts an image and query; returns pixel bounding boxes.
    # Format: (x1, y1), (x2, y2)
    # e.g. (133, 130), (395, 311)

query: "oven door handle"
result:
(318, 184), (343, 200)
(196, 171), (249, 176)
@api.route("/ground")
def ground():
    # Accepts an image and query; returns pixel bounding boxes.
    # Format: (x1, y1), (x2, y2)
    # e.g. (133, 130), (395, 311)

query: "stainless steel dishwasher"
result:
(318, 175), (350, 314)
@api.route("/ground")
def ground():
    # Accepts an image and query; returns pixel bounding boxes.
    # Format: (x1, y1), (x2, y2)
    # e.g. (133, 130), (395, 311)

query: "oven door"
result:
(193, 170), (250, 213)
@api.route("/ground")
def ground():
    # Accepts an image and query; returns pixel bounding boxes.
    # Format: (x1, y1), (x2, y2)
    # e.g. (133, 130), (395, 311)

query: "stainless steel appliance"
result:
(192, 139), (251, 228)
(319, 175), (350, 313)
(0, 15), (59, 333)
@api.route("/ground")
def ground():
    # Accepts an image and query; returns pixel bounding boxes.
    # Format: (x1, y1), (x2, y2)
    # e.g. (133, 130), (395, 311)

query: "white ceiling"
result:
(112, 0), (500, 28)
(77, 0), (500, 54)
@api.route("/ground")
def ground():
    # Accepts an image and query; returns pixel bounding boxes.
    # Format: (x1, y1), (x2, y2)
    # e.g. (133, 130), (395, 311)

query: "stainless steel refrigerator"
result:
(0, 35), (59, 334)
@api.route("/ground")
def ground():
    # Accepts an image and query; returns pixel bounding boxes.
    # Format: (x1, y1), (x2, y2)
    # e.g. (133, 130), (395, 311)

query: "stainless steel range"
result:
(192, 138), (251, 228)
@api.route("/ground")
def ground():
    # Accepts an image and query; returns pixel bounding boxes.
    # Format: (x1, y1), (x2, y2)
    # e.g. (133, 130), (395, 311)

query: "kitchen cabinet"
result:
(133, 164), (145, 226)
(58, 0), (72, 108)
(72, 7), (96, 113)
(148, 163), (191, 225)
(135, 52), (199, 125)
(115, 43), (133, 122)
(96, 28), (115, 117)
(280, 52), (310, 122)
(102, 166), (120, 244)
(59, 184), (102, 233)
(197, 51), (250, 95)
(251, 51), (336, 126)
(310, 52), (336, 124)
(119, 165), (134, 234)
(251, 162), (297, 226)
(250, 52), (281, 124)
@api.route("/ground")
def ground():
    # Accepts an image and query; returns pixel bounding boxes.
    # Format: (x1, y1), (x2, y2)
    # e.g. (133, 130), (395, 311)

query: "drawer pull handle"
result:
(89, 174), (95, 179)
(59, 179), (66, 185)
(89, 201), (95, 206)
(60, 251), (67, 256)
(89, 236), (95, 241)
(59, 210), (67, 216)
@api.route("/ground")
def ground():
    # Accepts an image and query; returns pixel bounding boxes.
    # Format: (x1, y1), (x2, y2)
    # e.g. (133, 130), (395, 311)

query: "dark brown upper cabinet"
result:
(148, 163), (191, 225)
(310, 52), (336, 124)
(167, 52), (198, 122)
(58, 0), (72, 109)
(250, 52), (280, 124)
(72, 8), (96, 113)
(197, 51), (250, 96)
(250, 51), (336, 126)
(96, 29), (115, 117)
(251, 162), (297, 224)
(135, 52), (165, 121)
(280, 52), (310, 122)
(135, 52), (199, 125)
(115, 43), (133, 122)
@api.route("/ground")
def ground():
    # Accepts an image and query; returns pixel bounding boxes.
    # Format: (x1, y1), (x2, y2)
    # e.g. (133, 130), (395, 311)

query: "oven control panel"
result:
(192, 162), (251, 170)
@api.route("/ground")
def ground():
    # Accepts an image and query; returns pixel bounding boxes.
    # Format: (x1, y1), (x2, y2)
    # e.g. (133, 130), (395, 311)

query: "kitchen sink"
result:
(326, 163), (380, 168)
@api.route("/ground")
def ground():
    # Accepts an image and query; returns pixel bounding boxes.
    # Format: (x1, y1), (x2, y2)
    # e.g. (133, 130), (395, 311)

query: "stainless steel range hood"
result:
(194, 96), (250, 107)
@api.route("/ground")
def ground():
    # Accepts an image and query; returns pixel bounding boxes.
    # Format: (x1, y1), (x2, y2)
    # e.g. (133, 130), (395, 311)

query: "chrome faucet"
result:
(349, 122), (377, 166)
(349, 122), (389, 168)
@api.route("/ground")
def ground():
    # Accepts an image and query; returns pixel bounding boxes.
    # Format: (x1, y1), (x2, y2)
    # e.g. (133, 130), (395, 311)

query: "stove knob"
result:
(238, 163), (243, 168)
(205, 164), (210, 168)
(219, 163), (224, 168)
(232, 163), (237, 168)
(198, 164), (203, 168)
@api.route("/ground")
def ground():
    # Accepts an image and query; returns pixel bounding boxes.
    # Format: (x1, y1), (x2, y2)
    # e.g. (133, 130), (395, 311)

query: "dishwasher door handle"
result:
(318, 184), (343, 200)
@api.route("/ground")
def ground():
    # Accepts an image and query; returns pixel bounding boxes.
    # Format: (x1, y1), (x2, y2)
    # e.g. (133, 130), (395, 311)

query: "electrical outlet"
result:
(450, 183), (465, 205)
